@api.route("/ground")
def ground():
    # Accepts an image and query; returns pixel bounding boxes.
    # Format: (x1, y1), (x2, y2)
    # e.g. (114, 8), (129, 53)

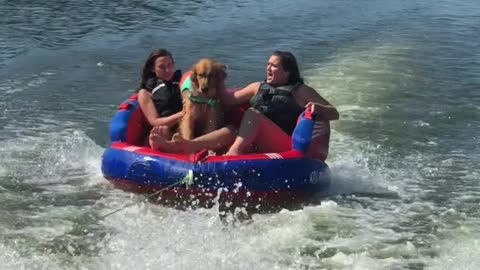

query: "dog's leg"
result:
(180, 110), (195, 141)
(178, 93), (195, 141)
(204, 108), (218, 134)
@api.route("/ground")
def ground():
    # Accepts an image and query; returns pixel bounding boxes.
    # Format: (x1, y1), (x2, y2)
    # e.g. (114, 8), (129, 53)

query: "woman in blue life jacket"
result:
(136, 49), (184, 147)
(150, 51), (339, 160)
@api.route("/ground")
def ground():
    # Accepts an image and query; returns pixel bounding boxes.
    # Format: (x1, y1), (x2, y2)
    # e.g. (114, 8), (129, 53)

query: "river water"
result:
(1, 0), (479, 269)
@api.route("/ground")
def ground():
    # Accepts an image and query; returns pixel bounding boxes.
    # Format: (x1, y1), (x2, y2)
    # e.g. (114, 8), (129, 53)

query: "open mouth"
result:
(267, 72), (273, 81)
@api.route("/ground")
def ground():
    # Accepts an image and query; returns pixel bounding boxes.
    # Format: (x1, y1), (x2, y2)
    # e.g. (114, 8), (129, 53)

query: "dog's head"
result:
(191, 58), (227, 98)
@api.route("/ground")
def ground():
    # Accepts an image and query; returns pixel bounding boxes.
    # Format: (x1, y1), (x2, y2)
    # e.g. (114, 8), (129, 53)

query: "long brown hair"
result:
(272, 50), (304, 85)
(139, 49), (174, 89)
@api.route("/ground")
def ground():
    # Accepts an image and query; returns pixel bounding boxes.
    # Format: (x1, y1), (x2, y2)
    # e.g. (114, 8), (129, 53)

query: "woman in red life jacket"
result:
(136, 49), (184, 147)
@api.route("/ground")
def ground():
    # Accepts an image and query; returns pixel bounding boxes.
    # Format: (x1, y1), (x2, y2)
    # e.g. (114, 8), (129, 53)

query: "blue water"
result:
(1, 0), (479, 269)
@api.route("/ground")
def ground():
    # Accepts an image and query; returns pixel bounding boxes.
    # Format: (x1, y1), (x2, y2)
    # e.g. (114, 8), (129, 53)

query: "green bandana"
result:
(181, 75), (220, 107)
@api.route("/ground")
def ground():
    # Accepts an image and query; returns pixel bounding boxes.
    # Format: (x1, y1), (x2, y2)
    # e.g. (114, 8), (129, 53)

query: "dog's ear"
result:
(216, 64), (227, 80)
(191, 64), (199, 90)
(220, 64), (227, 80)
(215, 64), (227, 94)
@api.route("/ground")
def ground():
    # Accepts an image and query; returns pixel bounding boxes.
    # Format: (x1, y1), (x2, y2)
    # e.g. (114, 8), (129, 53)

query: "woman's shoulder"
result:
(237, 81), (262, 94)
(293, 83), (322, 102)
(296, 84), (321, 96)
(297, 83), (315, 91)
(246, 82), (263, 95)
(250, 81), (262, 88)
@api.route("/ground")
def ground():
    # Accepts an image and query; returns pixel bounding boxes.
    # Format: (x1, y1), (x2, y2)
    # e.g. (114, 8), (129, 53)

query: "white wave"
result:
(326, 130), (402, 198)
(91, 205), (311, 270)
(92, 202), (425, 270)
(0, 72), (53, 95)
(303, 40), (418, 113)
(0, 243), (63, 270)
(426, 233), (480, 270)
(0, 129), (105, 188)
(411, 120), (431, 127)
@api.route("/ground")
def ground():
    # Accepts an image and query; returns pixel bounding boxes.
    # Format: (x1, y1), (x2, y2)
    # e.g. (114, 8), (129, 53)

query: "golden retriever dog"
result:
(175, 58), (227, 141)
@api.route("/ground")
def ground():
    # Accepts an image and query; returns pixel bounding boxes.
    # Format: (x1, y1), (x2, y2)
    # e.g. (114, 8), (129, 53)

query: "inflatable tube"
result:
(102, 94), (331, 209)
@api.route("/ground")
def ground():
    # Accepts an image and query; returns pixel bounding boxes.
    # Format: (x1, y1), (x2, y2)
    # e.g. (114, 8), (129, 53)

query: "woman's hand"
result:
(304, 101), (339, 120)
(305, 102), (317, 113)
(296, 85), (339, 121)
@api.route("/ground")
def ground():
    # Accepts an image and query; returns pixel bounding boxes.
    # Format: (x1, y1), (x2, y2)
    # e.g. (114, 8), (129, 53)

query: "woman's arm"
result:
(151, 110), (184, 126)
(295, 85), (339, 120)
(138, 89), (183, 127)
(222, 82), (260, 106)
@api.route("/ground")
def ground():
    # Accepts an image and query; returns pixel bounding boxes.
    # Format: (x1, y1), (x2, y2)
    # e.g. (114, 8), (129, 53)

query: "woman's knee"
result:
(223, 124), (238, 135)
(244, 107), (262, 117)
(240, 108), (266, 128)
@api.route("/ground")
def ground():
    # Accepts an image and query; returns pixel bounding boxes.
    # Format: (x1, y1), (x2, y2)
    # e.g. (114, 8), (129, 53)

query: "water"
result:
(1, 0), (479, 269)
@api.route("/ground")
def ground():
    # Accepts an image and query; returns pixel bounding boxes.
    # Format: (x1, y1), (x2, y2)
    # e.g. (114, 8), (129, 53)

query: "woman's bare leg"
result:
(182, 125), (237, 153)
(224, 108), (262, 155)
(225, 108), (291, 156)
(254, 119), (291, 153)
(149, 125), (237, 153)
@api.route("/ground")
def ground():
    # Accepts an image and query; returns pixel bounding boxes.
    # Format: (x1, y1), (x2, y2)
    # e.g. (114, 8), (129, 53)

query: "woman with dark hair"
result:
(222, 50), (339, 157)
(150, 51), (339, 160)
(137, 49), (184, 146)
(272, 51), (304, 85)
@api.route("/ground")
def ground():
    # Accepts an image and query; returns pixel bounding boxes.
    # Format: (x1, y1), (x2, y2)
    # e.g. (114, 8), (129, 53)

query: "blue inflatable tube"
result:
(101, 94), (331, 209)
